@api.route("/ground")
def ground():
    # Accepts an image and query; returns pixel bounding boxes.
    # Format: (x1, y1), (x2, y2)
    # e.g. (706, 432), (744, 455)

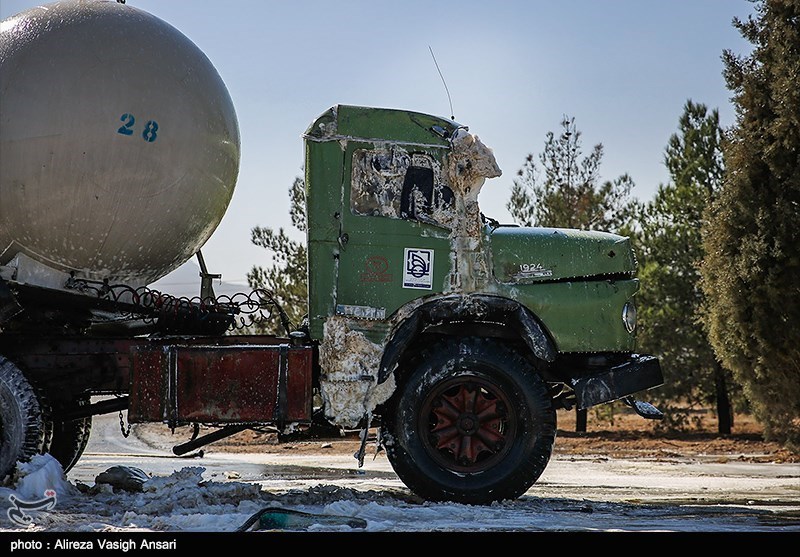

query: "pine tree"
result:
(700, 0), (800, 450)
(637, 100), (741, 433)
(247, 175), (308, 335)
(507, 116), (640, 235)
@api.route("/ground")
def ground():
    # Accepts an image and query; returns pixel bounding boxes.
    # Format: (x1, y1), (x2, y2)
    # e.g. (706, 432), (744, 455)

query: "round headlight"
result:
(622, 300), (637, 333)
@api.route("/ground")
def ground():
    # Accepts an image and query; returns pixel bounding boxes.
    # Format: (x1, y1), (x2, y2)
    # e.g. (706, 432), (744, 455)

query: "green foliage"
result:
(637, 100), (742, 432)
(701, 0), (800, 450)
(247, 175), (308, 335)
(506, 115), (641, 235)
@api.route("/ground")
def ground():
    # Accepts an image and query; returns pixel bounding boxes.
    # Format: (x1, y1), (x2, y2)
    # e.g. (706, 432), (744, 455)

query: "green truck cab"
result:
(304, 105), (663, 504)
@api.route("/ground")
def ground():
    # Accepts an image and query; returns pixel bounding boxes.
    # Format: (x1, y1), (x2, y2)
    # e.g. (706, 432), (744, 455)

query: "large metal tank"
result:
(0, 0), (240, 287)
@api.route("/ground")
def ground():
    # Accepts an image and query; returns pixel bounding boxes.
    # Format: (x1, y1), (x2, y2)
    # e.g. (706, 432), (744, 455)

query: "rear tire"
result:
(0, 357), (50, 479)
(382, 337), (557, 504)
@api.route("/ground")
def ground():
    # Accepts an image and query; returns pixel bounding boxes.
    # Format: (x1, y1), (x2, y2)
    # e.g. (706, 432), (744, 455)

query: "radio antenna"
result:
(429, 46), (454, 120)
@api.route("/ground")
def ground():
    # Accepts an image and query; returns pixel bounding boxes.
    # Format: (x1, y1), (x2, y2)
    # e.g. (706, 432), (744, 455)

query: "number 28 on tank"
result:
(117, 113), (159, 142)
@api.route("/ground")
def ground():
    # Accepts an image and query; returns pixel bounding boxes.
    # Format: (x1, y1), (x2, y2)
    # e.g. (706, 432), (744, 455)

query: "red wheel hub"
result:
(422, 376), (515, 472)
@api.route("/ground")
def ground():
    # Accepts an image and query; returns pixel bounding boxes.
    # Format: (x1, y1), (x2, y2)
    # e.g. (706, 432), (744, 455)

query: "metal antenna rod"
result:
(429, 46), (454, 120)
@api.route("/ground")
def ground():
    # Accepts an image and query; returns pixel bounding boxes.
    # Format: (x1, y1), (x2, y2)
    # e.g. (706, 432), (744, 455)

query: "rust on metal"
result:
(129, 339), (314, 425)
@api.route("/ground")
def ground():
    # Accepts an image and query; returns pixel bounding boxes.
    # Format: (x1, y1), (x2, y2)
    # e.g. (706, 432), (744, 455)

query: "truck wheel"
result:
(382, 337), (557, 504)
(0, 357), (50, 479)
(48, 397), (92, 473)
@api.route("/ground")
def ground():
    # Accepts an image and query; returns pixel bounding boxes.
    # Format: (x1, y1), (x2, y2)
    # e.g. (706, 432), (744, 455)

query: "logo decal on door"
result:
(403, 248), (433, 289)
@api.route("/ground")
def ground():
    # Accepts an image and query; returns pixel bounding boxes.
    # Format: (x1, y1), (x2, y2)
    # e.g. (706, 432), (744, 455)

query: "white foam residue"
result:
(446, 129), (501, 292)
(318, 315), (396, 428)
(1, 458), (793, 532)
(5, 466), (271, 532)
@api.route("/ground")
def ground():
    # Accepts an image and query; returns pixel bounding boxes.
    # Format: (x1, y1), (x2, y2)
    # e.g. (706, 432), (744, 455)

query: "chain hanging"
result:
(119, 409), (132, 438)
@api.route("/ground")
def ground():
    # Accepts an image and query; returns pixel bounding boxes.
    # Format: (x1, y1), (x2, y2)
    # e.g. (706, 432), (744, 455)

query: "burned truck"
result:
(0, 0), (663, 505)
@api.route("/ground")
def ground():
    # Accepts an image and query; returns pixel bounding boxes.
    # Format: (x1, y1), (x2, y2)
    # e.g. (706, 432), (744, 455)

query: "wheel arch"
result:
(377, 294), (557, 385)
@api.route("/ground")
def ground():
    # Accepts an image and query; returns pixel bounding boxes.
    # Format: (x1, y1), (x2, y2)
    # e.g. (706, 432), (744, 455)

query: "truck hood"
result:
(488, 226), (637, 284)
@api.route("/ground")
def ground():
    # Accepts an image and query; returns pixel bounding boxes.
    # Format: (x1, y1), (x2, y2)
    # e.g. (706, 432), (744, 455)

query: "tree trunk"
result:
(575, 407), (587, 432)
(714, 361), (732, 434)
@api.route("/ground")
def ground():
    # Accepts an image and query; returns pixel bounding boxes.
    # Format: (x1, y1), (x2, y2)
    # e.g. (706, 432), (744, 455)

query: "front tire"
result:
(382, 337), (557, 504)
(0, 357), (50, 479)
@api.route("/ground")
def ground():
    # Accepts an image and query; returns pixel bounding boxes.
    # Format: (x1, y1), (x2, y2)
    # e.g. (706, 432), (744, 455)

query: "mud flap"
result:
(623, 396), (664, 419)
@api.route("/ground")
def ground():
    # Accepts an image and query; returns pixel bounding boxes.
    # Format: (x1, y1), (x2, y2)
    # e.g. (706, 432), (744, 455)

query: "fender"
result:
(377, 294), (556, 384)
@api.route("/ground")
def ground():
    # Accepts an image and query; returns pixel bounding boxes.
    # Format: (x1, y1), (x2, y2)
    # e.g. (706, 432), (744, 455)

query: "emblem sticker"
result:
(403, 248), (434, 289)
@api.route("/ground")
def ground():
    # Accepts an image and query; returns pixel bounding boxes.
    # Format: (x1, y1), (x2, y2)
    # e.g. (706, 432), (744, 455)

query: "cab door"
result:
(334, 143), (453, 324)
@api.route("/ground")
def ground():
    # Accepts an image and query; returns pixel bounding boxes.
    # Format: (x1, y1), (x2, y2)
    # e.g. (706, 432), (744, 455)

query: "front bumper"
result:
(571, 354), (663, 410)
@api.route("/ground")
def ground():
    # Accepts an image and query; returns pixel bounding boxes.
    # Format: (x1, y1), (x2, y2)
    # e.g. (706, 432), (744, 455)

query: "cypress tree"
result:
(701, 0), (800, 449)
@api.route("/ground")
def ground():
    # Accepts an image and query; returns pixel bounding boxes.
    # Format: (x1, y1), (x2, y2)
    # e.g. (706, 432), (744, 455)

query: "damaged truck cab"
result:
(305, 105), (663, 504)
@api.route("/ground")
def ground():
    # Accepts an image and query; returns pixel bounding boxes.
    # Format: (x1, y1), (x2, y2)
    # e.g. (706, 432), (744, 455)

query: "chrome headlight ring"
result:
(622, 299), (637, 334)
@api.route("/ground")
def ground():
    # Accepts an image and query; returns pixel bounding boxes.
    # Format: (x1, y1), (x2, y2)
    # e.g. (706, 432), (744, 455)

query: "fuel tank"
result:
(0, 0), (240, 287)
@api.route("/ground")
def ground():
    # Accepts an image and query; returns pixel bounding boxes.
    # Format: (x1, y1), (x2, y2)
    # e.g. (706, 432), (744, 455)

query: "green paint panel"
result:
(305, 138), (343, 338)
(306, 105), (458, 145)
(336, 227), (451, 315)
(492, 279), (640, 352)
(307, 241), (338, 340)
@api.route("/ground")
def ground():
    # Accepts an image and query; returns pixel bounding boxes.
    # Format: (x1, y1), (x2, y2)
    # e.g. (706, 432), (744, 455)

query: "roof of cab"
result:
(304, 104), (462, 147)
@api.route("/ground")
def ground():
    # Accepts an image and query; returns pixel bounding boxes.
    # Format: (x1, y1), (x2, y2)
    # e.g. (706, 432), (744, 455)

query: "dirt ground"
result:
(134, 407), (799, 464)
(551, 409), (798, 463)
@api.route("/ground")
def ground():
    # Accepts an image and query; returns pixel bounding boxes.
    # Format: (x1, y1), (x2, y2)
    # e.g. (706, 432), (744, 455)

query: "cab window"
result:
(351, 149), (454, 228)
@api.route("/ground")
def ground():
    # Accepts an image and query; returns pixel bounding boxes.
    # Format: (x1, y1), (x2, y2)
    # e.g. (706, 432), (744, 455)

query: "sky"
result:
(0, 0), (757, 292)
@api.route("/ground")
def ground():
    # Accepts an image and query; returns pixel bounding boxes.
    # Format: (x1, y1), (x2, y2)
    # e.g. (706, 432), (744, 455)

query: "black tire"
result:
(382, 337), (557, 504)
(0, 357), (50, 479)
(48, 397), (92, 473)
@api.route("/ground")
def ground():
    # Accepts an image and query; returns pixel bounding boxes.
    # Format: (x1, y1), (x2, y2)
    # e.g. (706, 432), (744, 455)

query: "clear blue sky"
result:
(1, 0), (756, 291)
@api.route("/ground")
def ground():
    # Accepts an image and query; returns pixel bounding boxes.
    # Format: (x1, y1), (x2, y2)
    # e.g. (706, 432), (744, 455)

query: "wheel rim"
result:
(420, 374), (516, 473)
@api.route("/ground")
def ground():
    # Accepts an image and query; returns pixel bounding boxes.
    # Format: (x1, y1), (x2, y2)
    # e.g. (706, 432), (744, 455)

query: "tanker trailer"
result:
(0, 0), (240, 289)
(0, 0), (247, 478)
